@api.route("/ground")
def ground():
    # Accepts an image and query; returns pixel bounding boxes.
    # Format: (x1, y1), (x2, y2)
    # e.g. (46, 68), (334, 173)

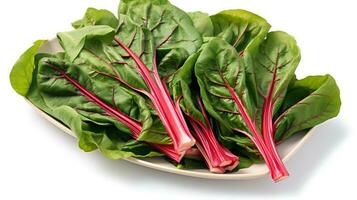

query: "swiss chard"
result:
(10, 40), (47, 96)
(195, 31), (340, 181)
(9, 0), (341, 181)
(195, 35), (298, 181)
(38, 53), (186, 160)
(72, 7), (119, 29)
(11, 43), (165, 160)
(170, 53), (239, 173)
(274, 75), (341, 142)
(188, 11), (214, 37)
(57, 0), (203, 156)
(210, 9), (270, 54)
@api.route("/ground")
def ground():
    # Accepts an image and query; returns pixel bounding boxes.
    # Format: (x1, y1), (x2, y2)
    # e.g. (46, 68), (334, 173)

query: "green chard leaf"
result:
(170, 45), (240, 173)
(233, 157), (254, 171)
(170, 53), (205, 123)
(119, 0), (202, 55)
(37, 54), (170, 144)
(188, 11), (214, 37)
(24, 53), (164, 159)
(72, 7), (119, 29)
(57, 25), (115, 62)
(194, 32), (302, 180)
(118, 0), (202, 79)
(58, 4), (203, 92)
(274, 75), (341, 141)
(243, 31), (301, 127)
(194, 37), (253, 157)
(10, 40), (47, 96)
(172, 157), (207, 170)
(210, 9), (271, 52)
(8, 0), (341, 176)
(51, 0), (203, 158)
(195, 37), (249, 130)
(210, 9), (273, 118)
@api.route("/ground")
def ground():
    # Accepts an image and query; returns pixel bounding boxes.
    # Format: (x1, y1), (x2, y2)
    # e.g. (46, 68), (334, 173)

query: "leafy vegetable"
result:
(37, 53), (181, 160)
(195, 35), (297, 181)
(210, 9), (270, 53)
(274, 75), (341, 142)
(171, 53), (239, 173)
(57, 25), (115, 62)
(188, 11), (214, 37)
(194, 31), (340, 181)
(72, 7), (119, 29)
(57, 0), (204, 156)
(9, 0), (341, 182)
(10, 40), (47, 96)
(13, 50), (164, 160)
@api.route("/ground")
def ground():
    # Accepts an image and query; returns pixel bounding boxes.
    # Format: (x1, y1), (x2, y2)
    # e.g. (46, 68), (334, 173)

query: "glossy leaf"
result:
(170, 53), (204, 122)
(171, 49), (239, 173)
(39, 54), (171, 143)
(58, 0), (203, 154)
(119, 0), (202, 55)
(244, 31), (301, 131)
(8, 1), (342, 176)
(188, 11), (214, 37)
(195, 37), (249, 130)
(195, 35), (301, 180)
(274, 75), (341, 141)
(72, 7), (119, 29)
(210, 9), (270, 52)
(118, 0), (202, 80)
(25, 54), (164, 159)
(10, 40), (47, 96)
(57, 25), (115, 62)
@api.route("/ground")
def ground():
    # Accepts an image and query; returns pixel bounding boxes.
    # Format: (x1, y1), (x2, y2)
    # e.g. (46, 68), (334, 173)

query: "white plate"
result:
(30, 39), (316, 180)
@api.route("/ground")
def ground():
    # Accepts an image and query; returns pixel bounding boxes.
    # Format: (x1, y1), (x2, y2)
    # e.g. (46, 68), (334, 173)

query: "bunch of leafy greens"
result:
(9, 0), (340, 182)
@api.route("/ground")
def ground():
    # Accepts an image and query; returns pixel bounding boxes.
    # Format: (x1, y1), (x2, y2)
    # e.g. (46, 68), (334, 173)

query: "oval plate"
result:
(29, 39), (316, 180)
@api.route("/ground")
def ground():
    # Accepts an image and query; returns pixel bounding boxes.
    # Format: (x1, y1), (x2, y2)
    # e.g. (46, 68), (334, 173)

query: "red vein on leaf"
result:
(114, 36), (195, 154)
(46, 61), (185, 162)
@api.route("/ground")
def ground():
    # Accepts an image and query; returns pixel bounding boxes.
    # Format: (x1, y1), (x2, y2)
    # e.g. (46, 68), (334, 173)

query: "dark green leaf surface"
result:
(243, 31), (301, 124)
(195, 37), (250, 130)
(170, 53), (206, 123)
(195, 31), (301, 131)
(26, 53), (168, 159)
(274, 75), (341, 141)
(211, 9), (270, 52)
(194, 38), (258, 154)
(59, 12), (201, 92)
(9, 1), (341, 172)
(39, 54), (170, 143)
(119, 0), (202, 55)
(57, 25), (115, 62)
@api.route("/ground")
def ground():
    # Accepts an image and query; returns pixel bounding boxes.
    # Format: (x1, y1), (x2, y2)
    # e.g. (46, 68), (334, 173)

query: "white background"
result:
(0, 0), (355, 199)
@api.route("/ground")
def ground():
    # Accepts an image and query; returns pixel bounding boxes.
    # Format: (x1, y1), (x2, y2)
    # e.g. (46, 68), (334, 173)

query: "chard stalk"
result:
(114, 37), (195, 155)
(223, 76), (288, 181)
(47, 62), (183, 162)
(185, 97), (239, 173)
